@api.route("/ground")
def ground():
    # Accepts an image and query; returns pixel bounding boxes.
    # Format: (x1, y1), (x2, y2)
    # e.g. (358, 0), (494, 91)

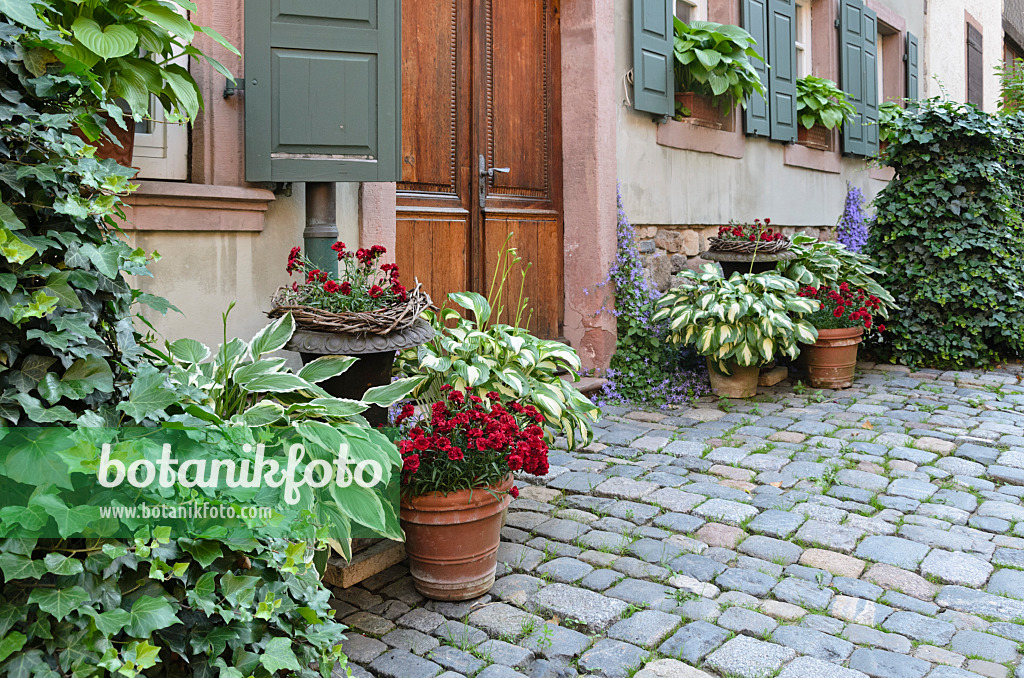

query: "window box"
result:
(797, 124), (831, 150)
(675, 92), (729, 129)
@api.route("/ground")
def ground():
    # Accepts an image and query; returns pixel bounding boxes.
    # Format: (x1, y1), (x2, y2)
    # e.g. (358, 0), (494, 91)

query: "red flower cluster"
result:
(799, 283), (885, 333)
(396, 387), (549, 498)
(718, 218), (786, 243)
(281, 241), (410, 311)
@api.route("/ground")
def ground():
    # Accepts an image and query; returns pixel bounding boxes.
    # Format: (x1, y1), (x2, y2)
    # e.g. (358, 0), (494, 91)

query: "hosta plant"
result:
(394, 291), (600, 450)
(145, 308), (426, 551)
(652, 266), (820, 375)
(776, 234), (896, 319)
(796, 75), (856, 130)
(673, 18), (766, 112)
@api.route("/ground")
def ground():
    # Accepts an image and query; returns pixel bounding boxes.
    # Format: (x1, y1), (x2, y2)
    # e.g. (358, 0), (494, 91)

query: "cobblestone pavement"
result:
(336, 363), (1024, 678)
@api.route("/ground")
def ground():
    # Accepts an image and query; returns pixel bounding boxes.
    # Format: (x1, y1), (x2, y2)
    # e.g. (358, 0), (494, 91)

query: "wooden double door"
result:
(395, 0), (564, 339)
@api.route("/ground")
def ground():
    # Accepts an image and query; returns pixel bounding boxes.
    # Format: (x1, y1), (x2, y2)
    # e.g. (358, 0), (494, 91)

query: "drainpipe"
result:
(304, 182), (338, 273)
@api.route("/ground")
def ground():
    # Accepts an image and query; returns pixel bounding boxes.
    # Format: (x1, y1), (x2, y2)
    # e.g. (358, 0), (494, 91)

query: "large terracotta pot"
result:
(675, 92), (727, 129)
(400, 476), (513, 601)
(797, 124), (831, 150)
(803, 326), (864, 389)
(706, 357), (759, 398)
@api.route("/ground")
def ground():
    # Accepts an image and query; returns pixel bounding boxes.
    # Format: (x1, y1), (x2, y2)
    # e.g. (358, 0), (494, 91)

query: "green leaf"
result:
(0, 0), (46, 30)
(41, 271), (81, 310)
(43, 553), (84, 576)
(28, 586), (89, 622)
(161, 62), (202, 120)
(297, 355), (358, 383)
(123, 595), (180, 637)
(0, 553), (45, 580)
(249, 313), (295, 358)
(361, 376), (427, 407)
(117, 367), (178, 420)
(134, 4), (195, 40)
(0, 226), (36, 264)
(237, 372), (315, 394)
(200, 25), (241, 56)
(62, 354), (114, 394)
(0, 631), (26, 663)
(32, 495), (100, 537)
(220, 571), (260, 607)
(79, 243), (121, 279)
(168, 337), (210, 364)
(240, 401), (286, 426)
(260, 636), (301, 673)
(71, 18), (139, 59)
(181, 540), (222, 568)
(91, 608), (130, 636)
(448, 291), (492, 324)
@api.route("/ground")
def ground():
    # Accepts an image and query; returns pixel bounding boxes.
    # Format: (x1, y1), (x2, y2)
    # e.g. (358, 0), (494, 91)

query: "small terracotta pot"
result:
(675, 92), (727, 129)
(798, 124), (831, 150)
(803, 326), (864, 389)
(706, 357), (759, 398)
(400, 476), (513, 601)
(73, 114), (136, 167)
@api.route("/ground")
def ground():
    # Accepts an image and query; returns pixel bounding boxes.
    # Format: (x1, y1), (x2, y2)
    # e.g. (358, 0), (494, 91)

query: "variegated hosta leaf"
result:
(793, 320), (818, 345)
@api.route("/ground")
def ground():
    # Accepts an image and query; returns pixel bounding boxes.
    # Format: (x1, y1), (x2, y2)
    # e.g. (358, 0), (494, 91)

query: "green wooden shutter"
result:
(245, 0), (402, 182)
(767, 0), (797, 142)
(906, 31), (919, 100)
(840, 0), (870, 155)
(743, 0), (771, 136)
(967, 23), (984, 108)
(632, 0), (675, 117)
(862, 7), (879, 153)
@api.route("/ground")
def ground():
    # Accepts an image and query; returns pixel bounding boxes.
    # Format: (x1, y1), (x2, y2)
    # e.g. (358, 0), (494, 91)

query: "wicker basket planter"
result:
(675, 92), (728, 129)
(706, 236), (792, 255)
(270, 286), (434, 426)
(797, 124), (832, 150)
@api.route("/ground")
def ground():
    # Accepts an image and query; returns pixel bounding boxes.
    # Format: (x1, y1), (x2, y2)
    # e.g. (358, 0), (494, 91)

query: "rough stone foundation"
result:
(634, 225), (834, 292)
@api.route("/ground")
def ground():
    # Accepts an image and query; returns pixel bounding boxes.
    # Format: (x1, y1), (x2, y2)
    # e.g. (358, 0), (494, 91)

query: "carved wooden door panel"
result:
(396, 0), (563, 338)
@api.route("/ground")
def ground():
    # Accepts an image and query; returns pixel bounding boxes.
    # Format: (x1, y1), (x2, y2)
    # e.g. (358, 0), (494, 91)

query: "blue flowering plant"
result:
(837, 184), (870, 252)
(592, 188), (710, 407)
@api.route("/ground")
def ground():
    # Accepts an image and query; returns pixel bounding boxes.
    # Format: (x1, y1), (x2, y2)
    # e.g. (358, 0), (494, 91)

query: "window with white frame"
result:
(675, 0), (707, 23)
(133, 5), (188, 181)
(795, 0), (813, 78)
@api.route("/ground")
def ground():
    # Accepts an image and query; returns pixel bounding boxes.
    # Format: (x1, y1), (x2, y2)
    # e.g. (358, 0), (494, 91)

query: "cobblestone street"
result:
(338, 363), (1024, 678)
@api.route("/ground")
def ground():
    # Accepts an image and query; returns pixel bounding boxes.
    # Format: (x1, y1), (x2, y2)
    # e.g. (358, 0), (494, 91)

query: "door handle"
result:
(478, 154), (511, 205)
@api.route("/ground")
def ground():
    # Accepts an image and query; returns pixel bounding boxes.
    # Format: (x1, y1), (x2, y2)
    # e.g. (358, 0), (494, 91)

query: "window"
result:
(967, 22), (984, 108)
(134, 4), (188, 180)
(794, 0), (812, 78)
(674, 0), (707, 23)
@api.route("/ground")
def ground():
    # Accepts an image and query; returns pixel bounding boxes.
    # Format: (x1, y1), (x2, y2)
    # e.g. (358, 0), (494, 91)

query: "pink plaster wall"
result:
(360, 183), (397, 264)
(561, 0), (618, 370)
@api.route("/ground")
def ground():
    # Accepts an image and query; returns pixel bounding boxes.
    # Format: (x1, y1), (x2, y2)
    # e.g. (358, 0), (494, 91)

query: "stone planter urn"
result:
(286, 319), (434, 426)
(700, 249), (797, 278)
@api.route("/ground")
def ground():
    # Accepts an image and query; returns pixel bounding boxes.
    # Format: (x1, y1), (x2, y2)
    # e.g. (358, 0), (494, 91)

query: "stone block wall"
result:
(634, 225), (834, 292)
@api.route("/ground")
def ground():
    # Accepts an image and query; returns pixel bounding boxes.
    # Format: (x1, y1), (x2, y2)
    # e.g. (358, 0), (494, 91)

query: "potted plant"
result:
(269, 243), (434, 425)
(32, 0), (239, 163)
(652, 265), (819, 398)
(795, 76), (856, 150)
(396, 386), (550, 600)
(673, 18), (766, 128)
(796, 283), (886, 388)
(702, 218), (795, 277)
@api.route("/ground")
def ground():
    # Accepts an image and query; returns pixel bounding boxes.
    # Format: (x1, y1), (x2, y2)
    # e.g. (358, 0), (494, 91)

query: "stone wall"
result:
(635, 225), (833, 292)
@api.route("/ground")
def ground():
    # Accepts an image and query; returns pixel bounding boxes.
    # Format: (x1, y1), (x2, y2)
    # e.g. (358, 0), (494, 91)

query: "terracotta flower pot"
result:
(400, 476), (513, 601)
(675, 92), (727, 129)
(803, 326), (864, 389)
(706, 357), (759, 398)
(798, 124), (832, 150)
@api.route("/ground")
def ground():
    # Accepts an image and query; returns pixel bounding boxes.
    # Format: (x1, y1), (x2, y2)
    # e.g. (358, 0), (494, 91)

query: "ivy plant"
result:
(796, 75), (856, 130)
(652, 266), (819, 375)
(867, 97), (1024, 366)
(673, 18), (766, 113)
